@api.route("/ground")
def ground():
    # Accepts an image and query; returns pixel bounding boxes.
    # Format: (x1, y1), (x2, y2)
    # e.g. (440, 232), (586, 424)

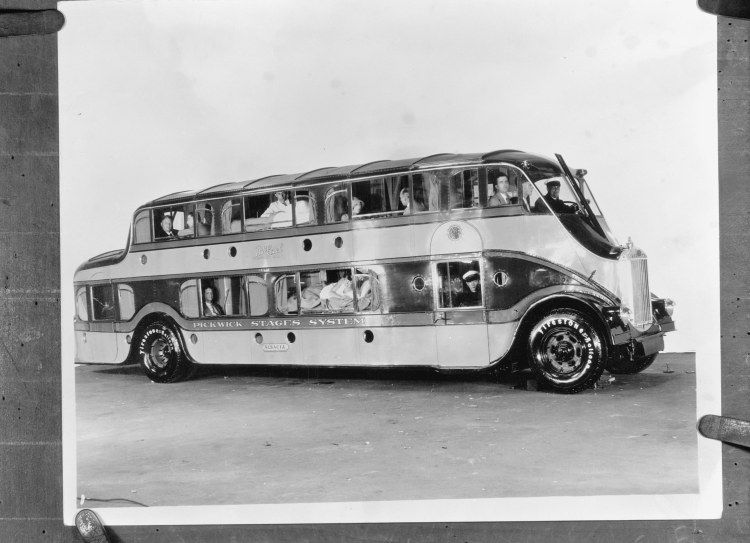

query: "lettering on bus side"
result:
(191, 317), (367, 329)
(254, 243), (283, 258)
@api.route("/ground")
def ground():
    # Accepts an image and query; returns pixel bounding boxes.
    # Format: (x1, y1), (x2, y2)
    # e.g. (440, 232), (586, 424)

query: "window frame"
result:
(75, 286), (89, 322)
(88, 283), (117, 322)
(432, 258), (484, 310)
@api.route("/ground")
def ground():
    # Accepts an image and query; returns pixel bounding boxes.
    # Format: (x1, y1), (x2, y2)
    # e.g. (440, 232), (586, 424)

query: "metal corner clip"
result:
(0, 9), (65, 38)
(698, 0), (750, 20)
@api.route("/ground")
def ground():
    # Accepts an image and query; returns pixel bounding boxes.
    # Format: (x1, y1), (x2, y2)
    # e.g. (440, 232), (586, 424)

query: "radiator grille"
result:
(630, 256), (653, 327)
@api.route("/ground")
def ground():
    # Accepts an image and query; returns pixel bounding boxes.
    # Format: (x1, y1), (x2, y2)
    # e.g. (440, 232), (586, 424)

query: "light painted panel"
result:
(356, 326), (437, 367)
(435, 324), (489, 369)
(75, 331), (119, 364)
(191, 330), (249, 365)
(486, 322), (518, 363)
(301, 328), (357, 366)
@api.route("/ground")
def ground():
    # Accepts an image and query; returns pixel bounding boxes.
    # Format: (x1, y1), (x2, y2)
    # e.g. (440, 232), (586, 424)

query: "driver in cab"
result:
(533, 179), (579, 214)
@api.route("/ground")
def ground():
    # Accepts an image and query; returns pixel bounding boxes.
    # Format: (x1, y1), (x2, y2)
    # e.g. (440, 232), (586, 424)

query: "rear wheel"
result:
(138, 323), (194, 383)
(527, 309), (606, 393)
(607, 353), (657, 375)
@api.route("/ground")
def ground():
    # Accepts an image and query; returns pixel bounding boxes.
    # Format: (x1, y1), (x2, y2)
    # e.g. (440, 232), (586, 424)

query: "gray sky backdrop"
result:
(58, 0), (717, 353)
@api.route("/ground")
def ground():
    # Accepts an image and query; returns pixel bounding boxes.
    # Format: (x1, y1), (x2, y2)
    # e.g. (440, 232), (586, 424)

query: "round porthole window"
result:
(287, 332), (296, 343)
(140, 255), (147, 265)
(493, 271), (510, 287)
(229, 246), (237, 257)
(411, 275), (426, 292)
(203, 248), (210, 260)
(303, 239), (312, 251)
(334, 236), (343, 248)
(363, 330), (374, 343)
(254, 333), (263, 344)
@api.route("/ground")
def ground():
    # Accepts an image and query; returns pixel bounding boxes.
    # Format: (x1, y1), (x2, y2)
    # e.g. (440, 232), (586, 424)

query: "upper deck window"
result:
(195, 202), (215, 236)
(411, 172), (440, 212)
(324, 183), (349, 223)
(448, 169), (479, 210)
(245, 191), (293, 231)
(351, 175), (409, 219)
(486, 167), (519, 207)
(293, 190), (317, 226)
(133, 210), (151, 244)
(220, 198), (244, 234)
(153, 205), (193, 241)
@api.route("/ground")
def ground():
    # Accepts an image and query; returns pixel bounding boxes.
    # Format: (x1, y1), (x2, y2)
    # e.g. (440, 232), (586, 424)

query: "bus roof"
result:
(140, 149), (560, 209)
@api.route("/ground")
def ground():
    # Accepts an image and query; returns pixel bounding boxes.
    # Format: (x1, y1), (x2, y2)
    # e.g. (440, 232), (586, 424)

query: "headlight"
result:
(664, 298), (675, 317)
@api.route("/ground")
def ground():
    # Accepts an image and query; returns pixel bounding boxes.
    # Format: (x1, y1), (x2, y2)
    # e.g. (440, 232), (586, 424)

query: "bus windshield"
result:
(526, 175), (583, 215)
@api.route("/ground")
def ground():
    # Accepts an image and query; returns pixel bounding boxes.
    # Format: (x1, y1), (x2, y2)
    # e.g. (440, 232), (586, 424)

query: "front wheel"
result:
(527, 309), (606, 393)
(138, 323), (194, 383)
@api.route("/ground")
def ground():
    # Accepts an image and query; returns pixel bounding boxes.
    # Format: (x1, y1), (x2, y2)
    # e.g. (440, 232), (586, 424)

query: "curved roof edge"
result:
(139, 148), (561, 209)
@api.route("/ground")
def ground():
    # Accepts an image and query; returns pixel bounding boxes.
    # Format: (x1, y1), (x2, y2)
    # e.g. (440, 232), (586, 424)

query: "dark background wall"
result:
(0, 3), (746, 542)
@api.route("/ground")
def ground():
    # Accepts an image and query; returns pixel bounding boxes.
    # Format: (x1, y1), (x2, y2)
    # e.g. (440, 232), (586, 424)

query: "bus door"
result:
(82, 280), (120, 363)
(432, 260), (489, 368)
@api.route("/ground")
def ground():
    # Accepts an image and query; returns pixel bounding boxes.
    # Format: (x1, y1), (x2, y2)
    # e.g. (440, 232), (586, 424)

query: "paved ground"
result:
(75, 353), (698, 508)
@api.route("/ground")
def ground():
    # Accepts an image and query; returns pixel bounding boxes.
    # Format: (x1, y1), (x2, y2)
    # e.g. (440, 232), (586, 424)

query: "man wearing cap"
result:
(455, 270), (482, 307)
(533, 179), (578, 214)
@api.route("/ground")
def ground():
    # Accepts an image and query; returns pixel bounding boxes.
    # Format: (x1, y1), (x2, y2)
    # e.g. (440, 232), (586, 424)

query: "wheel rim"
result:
(537, 326), (588, 378)
(144, 335), (173, 373)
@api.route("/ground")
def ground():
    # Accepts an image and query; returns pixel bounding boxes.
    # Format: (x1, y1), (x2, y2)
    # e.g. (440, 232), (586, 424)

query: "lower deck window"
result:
(75, 287), (88, 321)
(200, 276), (245, 317)
(275, 267), (381, 314)
(436, 260), (482, 308)
(90, 284), (116, 320)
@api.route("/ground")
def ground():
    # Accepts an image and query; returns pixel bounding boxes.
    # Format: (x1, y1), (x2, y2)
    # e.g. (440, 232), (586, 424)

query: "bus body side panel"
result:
(356, 325), (436, 367)
(74, 330), (119, 364)
(352, 222), (414, 261)
(486, 321), (518, 365)
(301, 328), (357, 366)
(434, 323), (489, 369)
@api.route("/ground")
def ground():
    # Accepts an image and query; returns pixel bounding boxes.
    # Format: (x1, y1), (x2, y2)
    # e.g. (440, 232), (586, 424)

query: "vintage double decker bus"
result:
(73, 149), (675, 393)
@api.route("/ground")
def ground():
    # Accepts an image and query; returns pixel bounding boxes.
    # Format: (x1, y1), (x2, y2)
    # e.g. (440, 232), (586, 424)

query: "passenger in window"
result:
(203, 287), (225, 317)
(399, 187), (426, 213)
(320, 270), (353, 310)
(341, 197), (364, 221)
(263, 191), (293, 227)
(177, 212), (195, 238)
(533, 179), (578, 214)
(289, 286), (322, 311)
(158, 214), (178, 239)
(488, 174), (516, 207)
(455, 270), (481, 307)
